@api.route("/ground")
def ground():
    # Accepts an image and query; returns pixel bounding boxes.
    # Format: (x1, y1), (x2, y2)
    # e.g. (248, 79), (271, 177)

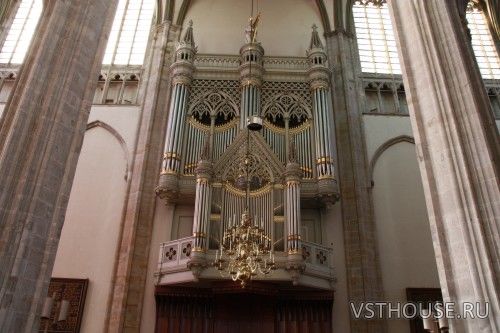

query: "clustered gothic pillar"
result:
(325, 23), (387, 333)
(388, 1), (500, 331)
(239, 42), (264, 128)
(107, 22), (183, 332)
(285, 146), (304, 285)
(0, 0), (18, 43)
(307, 25), (338, 201)
(158, 21), (196, 200)
(0, 1), (117, 331)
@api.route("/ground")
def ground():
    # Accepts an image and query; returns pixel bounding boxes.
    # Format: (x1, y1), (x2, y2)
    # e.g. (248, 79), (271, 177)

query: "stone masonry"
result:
(389, 1), (500, 332)
(0, 1), (117, 332)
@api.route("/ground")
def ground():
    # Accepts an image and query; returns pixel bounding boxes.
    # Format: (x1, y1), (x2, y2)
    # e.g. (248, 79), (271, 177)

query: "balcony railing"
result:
(156, 236), (335, 288)
(158, 236), (195, 270)
(301, 240), (333, 272)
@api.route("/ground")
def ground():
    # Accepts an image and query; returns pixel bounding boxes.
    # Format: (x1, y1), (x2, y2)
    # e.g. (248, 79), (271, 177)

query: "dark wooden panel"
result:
(155, 282), (333, 333)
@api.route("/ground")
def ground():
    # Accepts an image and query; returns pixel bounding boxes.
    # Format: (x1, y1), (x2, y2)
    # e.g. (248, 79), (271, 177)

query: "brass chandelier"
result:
(213, 114), (276, 287)
(214, 207), (276, 287)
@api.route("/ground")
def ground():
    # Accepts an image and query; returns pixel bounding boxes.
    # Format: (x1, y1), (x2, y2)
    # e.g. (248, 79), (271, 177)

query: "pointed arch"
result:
(175, 0), (331, 33)
(214, 131), (285, 184)
(261, 92), (312, 122)
(165, 0), (175, 22)
(315, 0), (332, 34)
(86, 120), (130, 180)
(155, 0), (163, 24)
(176, 0), (191, 26)
(369, 135), (415, 186)
(188, 90), (239, 118)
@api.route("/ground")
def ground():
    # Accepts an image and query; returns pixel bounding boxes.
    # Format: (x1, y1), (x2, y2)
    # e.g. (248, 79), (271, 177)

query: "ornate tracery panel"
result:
(180, 79), (316, 180)
(181, 79), (241, 175)
(260, 81), (314, 178)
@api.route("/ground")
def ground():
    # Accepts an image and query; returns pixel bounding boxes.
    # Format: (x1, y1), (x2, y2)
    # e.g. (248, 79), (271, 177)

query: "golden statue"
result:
(245, 13), (261, 43)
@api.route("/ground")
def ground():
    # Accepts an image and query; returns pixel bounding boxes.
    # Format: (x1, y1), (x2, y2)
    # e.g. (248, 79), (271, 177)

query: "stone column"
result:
(0, 0), (20, 47)
(157, 20), (196, 201)
(188, 157), (213, 276)
(0, 1), (117, 332)
(239, 42), (264, 129)
(105, 21), (181, 332)
(388, 1), (500, 331)
(325, 27), (387, 333)
(284, 147), (304, 285)
(307, 25), (339, 203)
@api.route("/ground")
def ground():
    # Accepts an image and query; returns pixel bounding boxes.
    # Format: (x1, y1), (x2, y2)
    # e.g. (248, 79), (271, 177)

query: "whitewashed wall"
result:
(51, 105), (139, 333)
(183, 0), (325, 56)
(363, 114), (440, 333)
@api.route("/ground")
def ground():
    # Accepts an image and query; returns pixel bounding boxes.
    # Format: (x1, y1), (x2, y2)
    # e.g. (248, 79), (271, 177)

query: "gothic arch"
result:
(176, 0), (191, 26)
(156, 0), (175, 23)
(214, 131), (285, 184)
(86, 120), (130, 180)
(369, 135), (415, 187)
(188, 90), (239, 119)
(155, 0), (163, 24)
(175, 0), (332, 33)
(261, 92), (312, 122)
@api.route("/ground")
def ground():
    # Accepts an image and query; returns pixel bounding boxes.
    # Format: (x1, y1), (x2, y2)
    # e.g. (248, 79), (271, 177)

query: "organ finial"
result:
(308, 24), (324, 50)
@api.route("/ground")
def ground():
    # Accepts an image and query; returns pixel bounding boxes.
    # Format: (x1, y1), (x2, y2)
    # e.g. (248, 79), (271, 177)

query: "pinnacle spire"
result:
(182, 20), (196, 48)
(308, 24), (324, 50)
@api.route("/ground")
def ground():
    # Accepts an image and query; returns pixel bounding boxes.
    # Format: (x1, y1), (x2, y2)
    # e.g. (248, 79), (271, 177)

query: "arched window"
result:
(0, 0), (42, 64)
(102, 0), (155, 66)
(352, 0), (400, 74)
(466, 2), (500, 79)
(0, 0), (155, 66)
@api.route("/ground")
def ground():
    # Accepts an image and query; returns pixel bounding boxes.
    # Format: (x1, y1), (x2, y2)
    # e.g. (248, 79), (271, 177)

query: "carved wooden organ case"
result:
(156, 22), (338, 287)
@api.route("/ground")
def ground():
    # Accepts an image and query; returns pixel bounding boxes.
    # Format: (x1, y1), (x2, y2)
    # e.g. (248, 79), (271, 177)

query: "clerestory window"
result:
(0, 0), (155, 66)
(352, 0), (401, 75)
(102, 0), (155, 66)
(0, 0), (42, 64)
(466, 1), (500, 79)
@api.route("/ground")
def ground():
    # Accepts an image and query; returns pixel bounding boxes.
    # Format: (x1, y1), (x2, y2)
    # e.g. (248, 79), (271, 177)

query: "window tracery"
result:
(352, 0), (401, 74)
(102, 0), (155, 66)
(0, 0), (42, 64)
(0, 0), (156, 66)
(466, 1), (500, 79)
(188, 90), (239, 126)
(261, 93), (311, 128)
(225, 151), (272, 192)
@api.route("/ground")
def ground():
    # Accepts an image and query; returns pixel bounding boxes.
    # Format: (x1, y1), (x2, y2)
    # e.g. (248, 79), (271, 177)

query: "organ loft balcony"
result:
(156, 236), (335, 290)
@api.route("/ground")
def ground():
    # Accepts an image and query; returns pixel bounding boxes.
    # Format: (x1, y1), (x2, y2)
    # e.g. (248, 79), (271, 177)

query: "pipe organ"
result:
(239, 43), (264, 129)
(158, 21), (197, 199)
(307, 25), (337, 198)
(156, 22), (339, 284)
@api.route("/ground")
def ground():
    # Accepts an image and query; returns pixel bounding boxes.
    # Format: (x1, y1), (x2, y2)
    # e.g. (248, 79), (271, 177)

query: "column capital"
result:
(195, 159), (213, 182)
(285, 161), (302, 182)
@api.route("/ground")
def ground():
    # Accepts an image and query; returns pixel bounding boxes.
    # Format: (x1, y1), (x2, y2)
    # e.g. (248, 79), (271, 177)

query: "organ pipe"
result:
(239, 42), (264, 128)
(306, 24), (339, 201)
(161, 22), (196, 176)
